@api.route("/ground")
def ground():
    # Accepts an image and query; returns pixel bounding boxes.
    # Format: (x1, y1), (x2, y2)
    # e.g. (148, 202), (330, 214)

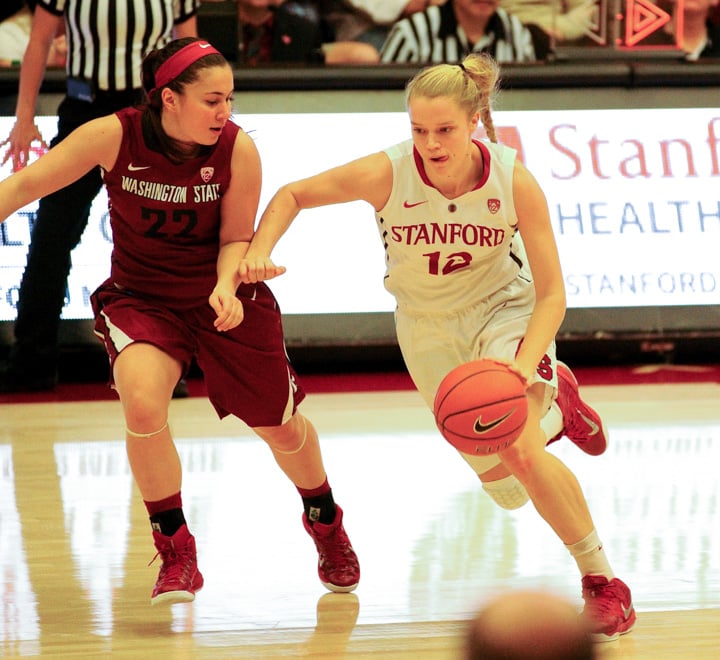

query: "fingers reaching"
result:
(237, 257), (286, 284)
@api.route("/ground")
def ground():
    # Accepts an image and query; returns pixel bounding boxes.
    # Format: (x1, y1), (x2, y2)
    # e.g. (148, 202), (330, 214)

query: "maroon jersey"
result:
(103, 107), (240, 310)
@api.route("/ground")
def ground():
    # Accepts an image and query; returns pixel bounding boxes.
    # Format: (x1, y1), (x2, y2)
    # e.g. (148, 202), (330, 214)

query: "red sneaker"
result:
(303, 505), (360, 593)
(581, 575), (636, 642)
(550, 362), (608, 456)
(150, 524), (204, 605)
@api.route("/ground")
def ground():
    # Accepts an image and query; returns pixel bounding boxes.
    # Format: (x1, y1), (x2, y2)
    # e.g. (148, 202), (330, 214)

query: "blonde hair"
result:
(405, 53), (500, 143)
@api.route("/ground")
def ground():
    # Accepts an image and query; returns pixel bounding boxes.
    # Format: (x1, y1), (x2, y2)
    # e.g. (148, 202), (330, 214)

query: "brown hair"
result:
(405, 53), (500, 143)
(140, 37), (230, 163)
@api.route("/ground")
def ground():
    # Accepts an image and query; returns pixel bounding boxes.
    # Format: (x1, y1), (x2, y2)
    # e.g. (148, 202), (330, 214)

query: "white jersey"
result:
(376, 138), (530, 313)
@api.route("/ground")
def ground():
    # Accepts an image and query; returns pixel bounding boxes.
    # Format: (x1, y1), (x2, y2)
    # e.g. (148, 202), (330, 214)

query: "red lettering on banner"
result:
(549, 125), (582, 179)
(620, 140), (651, 178)
(589, 135), (612, 179)
(709, 118), (720, 176)
(548, 119), (720, 180)
(473, 116), (720, 181)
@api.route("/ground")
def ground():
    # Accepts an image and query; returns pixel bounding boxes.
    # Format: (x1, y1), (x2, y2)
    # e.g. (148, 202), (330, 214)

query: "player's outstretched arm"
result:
(0, 114), (121, 225)
(512, 160), (566, 384)
(238, 151), (392, 284)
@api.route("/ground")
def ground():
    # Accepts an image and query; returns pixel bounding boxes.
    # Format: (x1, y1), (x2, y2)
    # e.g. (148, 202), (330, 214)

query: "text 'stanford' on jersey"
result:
(376, 138), (531, 313)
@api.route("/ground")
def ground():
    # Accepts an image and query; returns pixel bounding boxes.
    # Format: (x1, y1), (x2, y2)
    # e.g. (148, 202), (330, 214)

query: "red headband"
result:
(152, 41), (222, 93)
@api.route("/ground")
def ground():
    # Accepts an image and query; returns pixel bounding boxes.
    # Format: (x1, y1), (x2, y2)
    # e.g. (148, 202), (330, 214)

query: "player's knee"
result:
(254, 414), (307, 454)
(482, 474), (530, 510)
(120, 388), (168, 434)
(457, 449), (529, 508)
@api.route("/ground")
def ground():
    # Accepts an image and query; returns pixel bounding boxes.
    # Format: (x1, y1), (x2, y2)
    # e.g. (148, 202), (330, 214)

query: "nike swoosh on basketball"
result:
(403, 200), (427, 208)
(474, 410), (513, 434)
(128, 163), (151, 171)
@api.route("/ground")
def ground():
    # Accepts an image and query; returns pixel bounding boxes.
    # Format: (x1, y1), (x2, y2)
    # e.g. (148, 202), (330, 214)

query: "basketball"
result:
(433, 359), (528, 455)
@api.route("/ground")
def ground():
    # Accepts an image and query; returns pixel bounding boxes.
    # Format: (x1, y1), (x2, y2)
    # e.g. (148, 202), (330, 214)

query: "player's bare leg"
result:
(115, 343), (203, 605)
(254, 414), (360, 592)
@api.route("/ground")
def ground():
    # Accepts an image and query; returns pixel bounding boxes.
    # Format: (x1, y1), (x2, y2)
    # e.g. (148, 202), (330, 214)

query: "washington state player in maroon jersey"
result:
(0, 37), (359, 605)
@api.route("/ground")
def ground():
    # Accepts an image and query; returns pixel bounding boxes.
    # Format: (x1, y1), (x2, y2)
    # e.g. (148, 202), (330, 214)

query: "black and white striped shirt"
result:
(379, 1), (551, 64)
(38, 0), (199, 92)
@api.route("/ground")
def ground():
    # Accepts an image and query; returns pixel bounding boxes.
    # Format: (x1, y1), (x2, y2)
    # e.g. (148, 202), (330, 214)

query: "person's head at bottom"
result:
(465, 589), (595, 660)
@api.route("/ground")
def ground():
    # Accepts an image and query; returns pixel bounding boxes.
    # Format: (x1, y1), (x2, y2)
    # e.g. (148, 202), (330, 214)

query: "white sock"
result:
(566, 529), (615, 579)
(541, 401), (563, 443)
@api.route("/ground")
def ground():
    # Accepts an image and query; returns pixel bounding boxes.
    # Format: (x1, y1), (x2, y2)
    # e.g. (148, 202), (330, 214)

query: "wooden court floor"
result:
(1, 371), (719, 658)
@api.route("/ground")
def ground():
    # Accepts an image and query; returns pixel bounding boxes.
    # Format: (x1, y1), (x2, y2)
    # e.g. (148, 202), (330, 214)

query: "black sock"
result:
(302, 491), (337, 525)
(150, 508), (186, 536)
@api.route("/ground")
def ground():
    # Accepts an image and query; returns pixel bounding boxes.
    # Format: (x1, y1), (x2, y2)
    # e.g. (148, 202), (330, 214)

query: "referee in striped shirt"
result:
(0, 0), (199, 394)
(379, 0), (551, 63)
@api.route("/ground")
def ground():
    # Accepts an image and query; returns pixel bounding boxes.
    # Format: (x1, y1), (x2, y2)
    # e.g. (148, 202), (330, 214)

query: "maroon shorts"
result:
(91, 280), (305, 427)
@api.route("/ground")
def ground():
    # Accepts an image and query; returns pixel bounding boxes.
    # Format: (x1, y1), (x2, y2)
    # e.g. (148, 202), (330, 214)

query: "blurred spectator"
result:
(238, 0), (379, 64)
(380, 0), (551, 63)
(674, 0), (720, 59)
(0, 0), (26, 23)
(465, 589), (596, 660)
(0, 1), (198, 395)
(319, 0), (446, 52)
(0, 1), (66, 68)
(501, 0), (594, 43)
(712, 0), (720, 22)
(642, 0), (720, 56)
(239, 0), (326, 63)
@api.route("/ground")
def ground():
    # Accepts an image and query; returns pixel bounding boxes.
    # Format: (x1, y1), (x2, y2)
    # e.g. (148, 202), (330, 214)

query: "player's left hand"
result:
(209, 287), (245, 331)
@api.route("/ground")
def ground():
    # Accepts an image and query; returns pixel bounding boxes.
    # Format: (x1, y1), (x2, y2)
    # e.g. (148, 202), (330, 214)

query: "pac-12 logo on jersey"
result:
(487, 198), (501, 214)
(201, 167), (214, 183)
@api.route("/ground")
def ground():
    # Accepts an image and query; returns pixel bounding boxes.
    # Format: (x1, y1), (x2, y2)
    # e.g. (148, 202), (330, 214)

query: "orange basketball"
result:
(433, 359), (528, 455)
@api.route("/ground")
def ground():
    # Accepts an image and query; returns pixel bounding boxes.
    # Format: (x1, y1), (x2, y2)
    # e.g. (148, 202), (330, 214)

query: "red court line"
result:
(1, 365), (718, 405)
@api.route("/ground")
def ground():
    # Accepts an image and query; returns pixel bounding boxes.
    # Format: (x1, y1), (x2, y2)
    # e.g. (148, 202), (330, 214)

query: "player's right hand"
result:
(0, 120), (47, 172)
(237, 257), (287, 283)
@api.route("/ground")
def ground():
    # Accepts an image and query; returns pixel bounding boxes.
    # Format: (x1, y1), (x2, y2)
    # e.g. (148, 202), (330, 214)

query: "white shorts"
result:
(396, 274), (558, 474)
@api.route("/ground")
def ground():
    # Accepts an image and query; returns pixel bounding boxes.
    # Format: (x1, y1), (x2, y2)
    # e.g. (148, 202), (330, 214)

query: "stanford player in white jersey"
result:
(239, 53), (636, 643)
(0, 37), (360, 608)
(378, 137), (526, 312)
